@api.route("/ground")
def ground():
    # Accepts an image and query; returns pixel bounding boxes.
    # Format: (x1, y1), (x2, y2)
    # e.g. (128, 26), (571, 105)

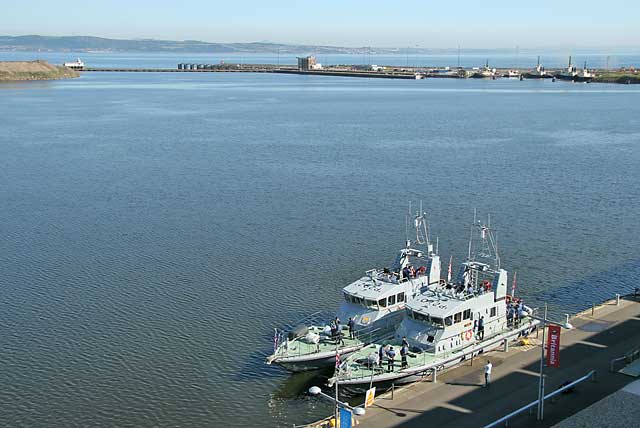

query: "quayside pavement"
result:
(354, 295), (640, 428)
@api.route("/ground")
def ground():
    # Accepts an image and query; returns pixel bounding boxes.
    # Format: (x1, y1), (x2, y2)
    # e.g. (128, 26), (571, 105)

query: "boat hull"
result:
(268, 344), (365, 372)
(332, 321), (539, 390)
(555, 74), (594, 83)
(522, 73), (553, 79)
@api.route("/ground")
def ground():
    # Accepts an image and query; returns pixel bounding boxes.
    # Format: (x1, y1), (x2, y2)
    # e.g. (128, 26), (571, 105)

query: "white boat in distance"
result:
(266, 207), (443, 372)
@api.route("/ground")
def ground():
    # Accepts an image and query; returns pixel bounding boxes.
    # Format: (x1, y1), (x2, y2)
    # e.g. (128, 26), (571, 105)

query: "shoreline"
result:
(0, 60), (79, 82)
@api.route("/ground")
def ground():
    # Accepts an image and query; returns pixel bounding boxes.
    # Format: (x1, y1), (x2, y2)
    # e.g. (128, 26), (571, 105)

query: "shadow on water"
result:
(272, 369), (334, 400)
(533, 259), (640, 316)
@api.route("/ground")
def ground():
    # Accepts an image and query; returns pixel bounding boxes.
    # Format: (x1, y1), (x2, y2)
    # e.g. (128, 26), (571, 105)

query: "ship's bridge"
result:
(407, 290), (495, 325)
(342, 271), (424, 310)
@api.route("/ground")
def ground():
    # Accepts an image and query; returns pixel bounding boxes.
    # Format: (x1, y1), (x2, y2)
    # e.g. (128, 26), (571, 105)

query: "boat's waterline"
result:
(330, 317), (540, 388)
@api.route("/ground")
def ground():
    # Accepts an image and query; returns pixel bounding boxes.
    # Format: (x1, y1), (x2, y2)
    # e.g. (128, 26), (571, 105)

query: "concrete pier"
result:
(309, 294), (640, 428)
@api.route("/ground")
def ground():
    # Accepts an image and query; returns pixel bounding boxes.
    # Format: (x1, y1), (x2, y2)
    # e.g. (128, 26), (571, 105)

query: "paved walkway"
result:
(357, 295), (640, 428)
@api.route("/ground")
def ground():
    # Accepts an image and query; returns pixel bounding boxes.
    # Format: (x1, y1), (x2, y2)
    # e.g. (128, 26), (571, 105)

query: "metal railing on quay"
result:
(610, 345), (640, 372)
(482, 370), (597, 428)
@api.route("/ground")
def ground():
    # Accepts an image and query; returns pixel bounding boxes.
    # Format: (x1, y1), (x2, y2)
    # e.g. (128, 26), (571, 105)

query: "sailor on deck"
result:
(387, 347), (396, 372)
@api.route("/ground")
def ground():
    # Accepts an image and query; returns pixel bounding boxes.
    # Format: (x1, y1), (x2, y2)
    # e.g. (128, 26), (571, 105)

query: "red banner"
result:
(546, 325), (561, 368)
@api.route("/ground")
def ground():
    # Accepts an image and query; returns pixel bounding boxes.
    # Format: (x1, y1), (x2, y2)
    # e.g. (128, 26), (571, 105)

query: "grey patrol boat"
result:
(329, 214), (538, 389)
(266, 208), (443, 372)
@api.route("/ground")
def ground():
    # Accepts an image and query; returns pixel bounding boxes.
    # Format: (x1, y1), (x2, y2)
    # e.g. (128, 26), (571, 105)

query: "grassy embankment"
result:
(0, 60), (79, 81)
(593, 70), (640, 84)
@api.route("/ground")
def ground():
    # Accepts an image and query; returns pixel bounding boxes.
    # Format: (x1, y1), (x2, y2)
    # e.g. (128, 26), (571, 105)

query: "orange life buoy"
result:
(465, 330), (473, 341)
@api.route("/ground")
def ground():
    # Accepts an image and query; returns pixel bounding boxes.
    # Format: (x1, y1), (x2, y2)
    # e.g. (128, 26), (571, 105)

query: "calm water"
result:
(1, 62), (640, 428)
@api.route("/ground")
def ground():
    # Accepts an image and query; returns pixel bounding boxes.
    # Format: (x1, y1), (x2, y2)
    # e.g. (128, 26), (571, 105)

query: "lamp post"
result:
(308, 386), (366, 426)
(529, 303), (573, 421)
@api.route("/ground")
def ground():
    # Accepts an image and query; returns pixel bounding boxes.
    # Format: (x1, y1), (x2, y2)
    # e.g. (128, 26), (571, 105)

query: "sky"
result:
(3, 1), (640, 49)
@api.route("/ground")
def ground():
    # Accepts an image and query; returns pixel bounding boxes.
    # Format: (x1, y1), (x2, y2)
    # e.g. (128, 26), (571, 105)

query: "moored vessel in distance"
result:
(522, 56), (552, 79)
(470, 60), (498, 79)
(329, 213), (539, 389)
(63, 58), (84, 70)
(266, 206), (443, 372)
(503, 69), (521, 78)
(555, 56), (595, 82)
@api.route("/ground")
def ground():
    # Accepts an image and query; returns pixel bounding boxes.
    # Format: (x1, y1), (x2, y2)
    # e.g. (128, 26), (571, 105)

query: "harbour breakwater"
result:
(0, 60), (79, 81)
(79, 63), (640, 84)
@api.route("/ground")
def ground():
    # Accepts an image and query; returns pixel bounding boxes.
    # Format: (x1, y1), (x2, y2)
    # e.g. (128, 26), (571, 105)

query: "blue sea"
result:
(1, 52), (639, 427)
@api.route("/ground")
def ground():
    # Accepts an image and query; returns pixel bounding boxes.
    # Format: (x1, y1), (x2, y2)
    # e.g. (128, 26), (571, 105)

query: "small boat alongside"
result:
(266, 208), (444, 372)
(503, 69), (521, 78)
(329, 215), (539, 389)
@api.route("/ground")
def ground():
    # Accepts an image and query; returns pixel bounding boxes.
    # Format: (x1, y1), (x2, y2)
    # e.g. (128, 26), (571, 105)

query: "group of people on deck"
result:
(383, 265), (427, 283)
(506, 298), (526, 328)
(449, 279), (492, 296)
(375, 337), (411, 372)
(329, 317), (357, 345)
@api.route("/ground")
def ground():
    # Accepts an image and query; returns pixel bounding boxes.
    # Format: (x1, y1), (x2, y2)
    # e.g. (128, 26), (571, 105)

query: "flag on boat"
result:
(447, 256), (452, 283)
(511, 271), (517, 296)
(335, 352), (341, 369)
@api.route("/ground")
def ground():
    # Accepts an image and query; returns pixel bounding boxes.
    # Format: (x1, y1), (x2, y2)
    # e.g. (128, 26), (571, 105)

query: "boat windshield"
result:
(344, 292), (364, 306)
(412, 310), (444, 328)
(364, 299), (379, 310)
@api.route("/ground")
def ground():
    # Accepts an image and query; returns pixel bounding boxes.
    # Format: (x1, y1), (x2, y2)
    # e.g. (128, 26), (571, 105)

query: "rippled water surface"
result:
(1, 69), (640, 428)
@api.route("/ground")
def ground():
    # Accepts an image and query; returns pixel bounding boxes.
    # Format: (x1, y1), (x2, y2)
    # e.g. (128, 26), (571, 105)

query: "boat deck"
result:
(271, 326), (364, 361)
(336, 317), (537, 383)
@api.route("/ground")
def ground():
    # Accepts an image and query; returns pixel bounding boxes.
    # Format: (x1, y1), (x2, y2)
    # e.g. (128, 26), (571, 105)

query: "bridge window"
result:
(463, 309), (471, 320)
(365, 299), (378, 310)
(378, 297), (387, 308)
(412, 311), (429, 323)
(444, 316), (453, 326)
(454, 312), (462, 323)
(388, 295), (396, 305)
(431, 317), (444, 328)
(490, 307), (497, 317)
(397, 292), (405, 302)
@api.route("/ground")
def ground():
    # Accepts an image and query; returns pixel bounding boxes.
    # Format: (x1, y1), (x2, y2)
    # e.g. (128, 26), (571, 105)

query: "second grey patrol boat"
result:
(266, 207), (444, 372)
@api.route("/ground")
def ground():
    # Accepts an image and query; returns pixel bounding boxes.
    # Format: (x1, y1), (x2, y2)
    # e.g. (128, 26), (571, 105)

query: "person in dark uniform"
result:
(478, 316), (485, 340)
(400, 344), (408, 369)
(378, 344), (385, 368)
(401, 336), (409, 349)
(402, 266), (410, 280)
(347, 317), (355, 339)
(387, 346), (396, 372)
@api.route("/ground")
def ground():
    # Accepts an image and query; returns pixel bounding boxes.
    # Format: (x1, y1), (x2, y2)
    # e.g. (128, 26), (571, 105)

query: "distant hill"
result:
(0, 35), (410, 54)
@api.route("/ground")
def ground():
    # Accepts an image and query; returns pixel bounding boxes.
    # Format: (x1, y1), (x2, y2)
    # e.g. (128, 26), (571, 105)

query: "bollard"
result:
(565, 314), (570, 327)
(616, 294), (620, 306)
(391, 383), (395, 399)
(433, 368), (437, 383)
(592, 303), (595, 316)
(504, 339), (509, 352)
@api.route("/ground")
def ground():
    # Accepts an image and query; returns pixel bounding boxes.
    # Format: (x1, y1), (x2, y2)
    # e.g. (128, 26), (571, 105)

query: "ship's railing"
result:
(274, 324), (388, 359)
(482, 370), (597, 428)
(338, 317), (538, 381)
